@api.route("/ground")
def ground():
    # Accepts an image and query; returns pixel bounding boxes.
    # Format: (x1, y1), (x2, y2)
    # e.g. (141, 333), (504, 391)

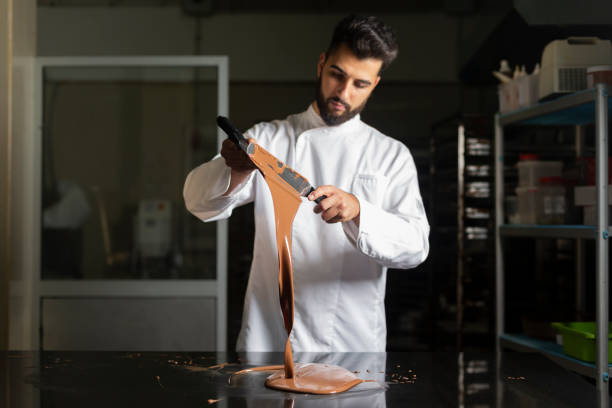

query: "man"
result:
(183, 14), (429, 352)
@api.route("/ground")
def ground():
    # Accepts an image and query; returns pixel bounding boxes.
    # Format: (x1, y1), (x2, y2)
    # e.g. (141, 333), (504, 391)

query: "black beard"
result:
(314, 77), (367, 126)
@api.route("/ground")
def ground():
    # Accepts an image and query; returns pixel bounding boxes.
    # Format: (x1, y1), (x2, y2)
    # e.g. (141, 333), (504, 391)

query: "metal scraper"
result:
(216, 116), (326, 204)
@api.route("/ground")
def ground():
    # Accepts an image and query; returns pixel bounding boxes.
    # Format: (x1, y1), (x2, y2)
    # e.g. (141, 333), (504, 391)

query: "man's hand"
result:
(221, 138), (256, 196)
(308, 185), (360, 225)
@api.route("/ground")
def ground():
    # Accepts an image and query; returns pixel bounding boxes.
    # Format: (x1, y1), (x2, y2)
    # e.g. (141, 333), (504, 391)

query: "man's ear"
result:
(317, 52), (326, 78)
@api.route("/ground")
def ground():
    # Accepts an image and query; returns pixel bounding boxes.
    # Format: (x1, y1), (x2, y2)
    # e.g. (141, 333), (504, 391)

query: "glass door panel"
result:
(41, 65), (219, 280)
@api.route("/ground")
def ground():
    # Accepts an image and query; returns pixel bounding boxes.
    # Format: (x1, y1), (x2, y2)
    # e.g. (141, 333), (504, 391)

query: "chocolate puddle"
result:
(232, 140), (368, 394)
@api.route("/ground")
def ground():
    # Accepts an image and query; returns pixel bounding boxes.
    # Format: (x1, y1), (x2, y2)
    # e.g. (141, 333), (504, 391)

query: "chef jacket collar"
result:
(293, 103), (361, 137)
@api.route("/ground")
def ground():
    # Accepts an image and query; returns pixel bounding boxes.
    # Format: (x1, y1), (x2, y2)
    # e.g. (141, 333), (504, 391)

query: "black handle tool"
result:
(216, 116), (327, 204)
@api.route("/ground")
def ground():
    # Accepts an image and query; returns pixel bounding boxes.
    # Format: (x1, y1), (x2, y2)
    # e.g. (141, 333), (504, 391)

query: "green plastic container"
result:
(551, 322), (612, 363)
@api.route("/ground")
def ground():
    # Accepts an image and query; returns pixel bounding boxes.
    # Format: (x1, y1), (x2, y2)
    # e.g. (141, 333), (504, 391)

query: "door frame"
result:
(25, 56), (229, 350)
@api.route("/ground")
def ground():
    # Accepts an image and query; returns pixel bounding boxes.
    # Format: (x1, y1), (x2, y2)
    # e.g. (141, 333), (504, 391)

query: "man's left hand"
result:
(308, 185), (360, 225)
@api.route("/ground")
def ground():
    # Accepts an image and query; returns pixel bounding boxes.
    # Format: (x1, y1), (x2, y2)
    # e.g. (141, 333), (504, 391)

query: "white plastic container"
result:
(573, 184), (612, 225)
(517, 160), (563, 187)
(505, 196), (520, 224)
(574, 185), (612, 206)
(582, 206), (612, 225)
(517, 72), (540, 108)
(540, 183), (566, 224)
(516, 182), (566, 224)
(498, 81), (519, 113)
(586, 65), (612, 88)
(137, 199), (172, 258)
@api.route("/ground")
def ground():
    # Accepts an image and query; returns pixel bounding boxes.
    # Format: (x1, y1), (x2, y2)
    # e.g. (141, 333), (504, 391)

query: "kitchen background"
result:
(2, 0), (612, 356)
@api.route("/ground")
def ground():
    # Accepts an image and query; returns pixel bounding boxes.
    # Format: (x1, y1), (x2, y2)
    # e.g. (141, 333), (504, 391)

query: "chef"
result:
(183, 14), (429, 352)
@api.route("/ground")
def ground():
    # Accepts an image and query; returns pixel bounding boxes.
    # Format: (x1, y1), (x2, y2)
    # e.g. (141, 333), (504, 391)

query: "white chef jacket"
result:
(183, 104), (429, 352)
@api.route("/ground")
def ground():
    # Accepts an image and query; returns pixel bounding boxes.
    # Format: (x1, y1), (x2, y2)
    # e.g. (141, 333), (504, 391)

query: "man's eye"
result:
(355, 82), (368, 89)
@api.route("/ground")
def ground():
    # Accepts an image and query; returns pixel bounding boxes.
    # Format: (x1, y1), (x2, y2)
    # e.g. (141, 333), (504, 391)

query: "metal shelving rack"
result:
(495, 84), (610, 407)
(430, 116), (494, 352)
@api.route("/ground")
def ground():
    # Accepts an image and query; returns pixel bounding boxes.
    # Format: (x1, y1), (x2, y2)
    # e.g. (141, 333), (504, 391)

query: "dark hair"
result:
(326, 14), (398, 72)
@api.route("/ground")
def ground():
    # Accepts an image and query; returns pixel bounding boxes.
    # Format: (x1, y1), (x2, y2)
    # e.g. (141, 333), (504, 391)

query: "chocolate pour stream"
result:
(230, 141), (369, 394)
(248, 142), (301, 380)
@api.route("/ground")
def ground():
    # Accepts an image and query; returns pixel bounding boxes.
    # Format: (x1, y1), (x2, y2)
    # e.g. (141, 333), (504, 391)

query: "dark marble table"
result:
(2, 350), (607, 407)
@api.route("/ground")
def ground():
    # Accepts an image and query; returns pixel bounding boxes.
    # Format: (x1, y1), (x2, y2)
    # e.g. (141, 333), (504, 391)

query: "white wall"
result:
(37, 8), (462, 82)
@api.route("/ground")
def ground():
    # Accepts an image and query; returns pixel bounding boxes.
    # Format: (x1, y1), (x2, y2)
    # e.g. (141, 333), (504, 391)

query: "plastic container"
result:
(517, 72), (540, 108)
(540, 177), (566, 224)
(582, 206), (612, 225)
(515, 186), (539, 224)
(516, 179), (566, 224)
(497, 73), (540, 112)
(577, 157), (612, 185)
(586, 65), (612, 88)
(574, 184), (612, 206)
(517, 157), (563, 187)
(505, 196), (520, 224)
(498, 81), (519, 113)
(551, 322), (612, 363)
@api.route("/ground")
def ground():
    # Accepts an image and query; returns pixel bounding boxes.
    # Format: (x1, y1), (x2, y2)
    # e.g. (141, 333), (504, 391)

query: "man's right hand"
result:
(221, 138), (256, 196)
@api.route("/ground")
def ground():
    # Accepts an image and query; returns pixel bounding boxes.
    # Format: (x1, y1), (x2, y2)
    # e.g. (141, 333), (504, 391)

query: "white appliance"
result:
(539, 37), (612, 100)
(136, 199), (172, 258)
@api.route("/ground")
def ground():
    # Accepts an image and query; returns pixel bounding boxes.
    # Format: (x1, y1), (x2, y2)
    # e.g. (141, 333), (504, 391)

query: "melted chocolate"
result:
(233, 141), (367, 394)
(265, 363), (366, 395)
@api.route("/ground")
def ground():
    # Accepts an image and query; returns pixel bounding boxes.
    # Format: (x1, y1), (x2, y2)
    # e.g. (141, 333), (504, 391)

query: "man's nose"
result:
(336, 80), (350, 101)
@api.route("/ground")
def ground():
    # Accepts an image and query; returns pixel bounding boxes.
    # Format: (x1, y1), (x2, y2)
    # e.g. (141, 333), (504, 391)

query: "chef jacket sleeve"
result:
(183, 155), (256, 223)
(342, 147), (429, 269)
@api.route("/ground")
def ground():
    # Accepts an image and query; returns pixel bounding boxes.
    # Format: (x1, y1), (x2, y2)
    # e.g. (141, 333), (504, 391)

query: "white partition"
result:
(26, 56), (229, 351)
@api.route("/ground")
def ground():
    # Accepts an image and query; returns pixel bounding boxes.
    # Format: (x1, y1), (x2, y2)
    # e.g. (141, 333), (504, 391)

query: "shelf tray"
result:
(499, 87), (612, 127)
(500, 333), (612, 378)
(499, 224), (612, 239)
